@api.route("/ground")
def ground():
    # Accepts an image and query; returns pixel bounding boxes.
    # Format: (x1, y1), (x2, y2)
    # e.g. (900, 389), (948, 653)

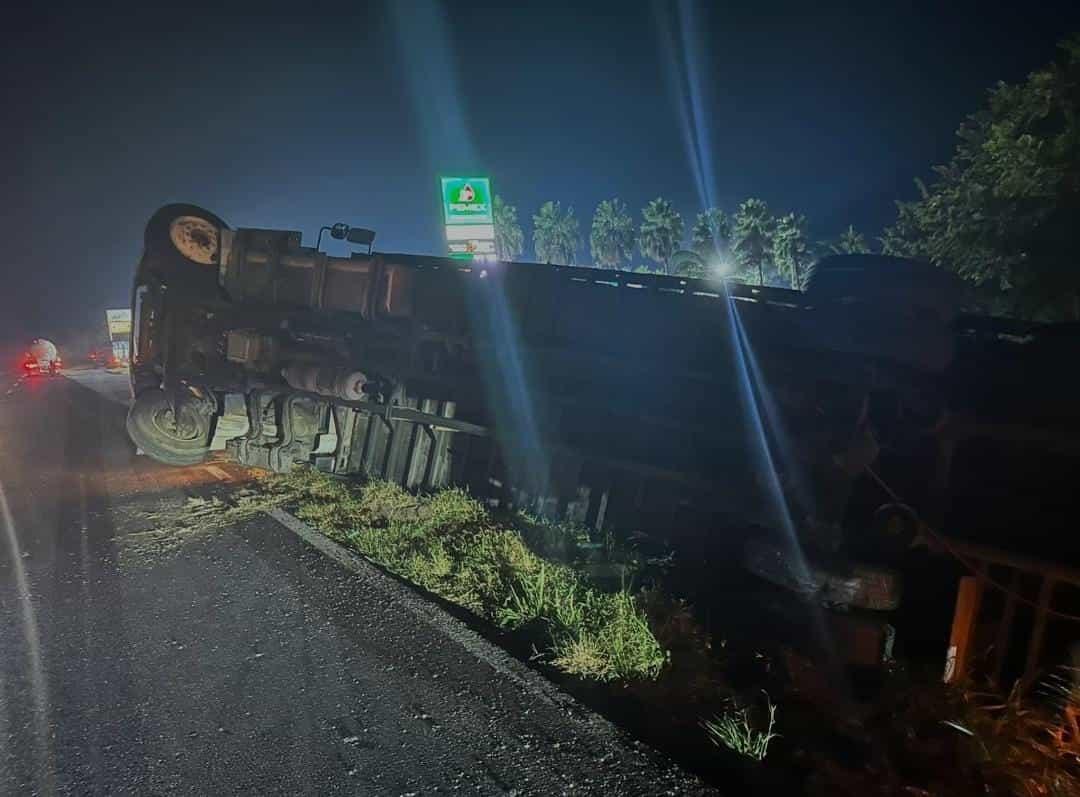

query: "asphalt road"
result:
(0, 370), (711, 795)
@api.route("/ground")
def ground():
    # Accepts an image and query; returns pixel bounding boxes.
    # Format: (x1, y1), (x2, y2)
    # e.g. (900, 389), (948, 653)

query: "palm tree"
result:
(732, 198), (775, 285)
(829, 224), (870, 255)
(773, 213), (811, 289)
(532, 201), (580, 265)
(589, 198), (636, 269)
(638, 198), (684, 274)
(691, 208), (732, 268)
(493, 195), (524, 261)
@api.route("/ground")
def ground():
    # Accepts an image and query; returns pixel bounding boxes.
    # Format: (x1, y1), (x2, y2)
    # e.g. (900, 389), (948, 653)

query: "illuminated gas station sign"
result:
(441, 176), (496, 261)
(105, 308), (132, 362)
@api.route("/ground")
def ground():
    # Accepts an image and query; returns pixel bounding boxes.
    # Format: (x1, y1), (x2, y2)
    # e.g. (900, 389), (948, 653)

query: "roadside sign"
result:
(441, 177), (493, 225)
(441, 176), (497, 262)
(106, 309), (131, 339)
(106, 309), (131, 338)
(106, 308), (132, 363)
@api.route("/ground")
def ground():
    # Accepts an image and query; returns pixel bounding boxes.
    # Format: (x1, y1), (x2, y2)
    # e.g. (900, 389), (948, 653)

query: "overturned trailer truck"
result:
(129, 203), (1080, 679)
(127, 204), (963, 530)
(129, 203), (1074, 556)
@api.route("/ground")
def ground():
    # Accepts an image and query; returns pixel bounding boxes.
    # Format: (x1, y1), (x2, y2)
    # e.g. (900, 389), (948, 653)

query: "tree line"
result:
(493, 193), (869, 289)
(492, 33), (1079, 319)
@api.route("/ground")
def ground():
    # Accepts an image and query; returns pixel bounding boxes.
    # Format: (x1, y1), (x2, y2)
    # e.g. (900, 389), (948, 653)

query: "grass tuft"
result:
(702, 697), (779, 762)
(270, 468), (667, 681)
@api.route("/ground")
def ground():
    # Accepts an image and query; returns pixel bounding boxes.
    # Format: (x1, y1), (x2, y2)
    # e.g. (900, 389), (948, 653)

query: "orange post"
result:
(944, 576), (982, 683)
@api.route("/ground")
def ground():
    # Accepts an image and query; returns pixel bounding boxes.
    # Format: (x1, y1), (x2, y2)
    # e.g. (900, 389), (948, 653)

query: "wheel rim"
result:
(150, 403), (203, 442)
(169, 216), (219, 264)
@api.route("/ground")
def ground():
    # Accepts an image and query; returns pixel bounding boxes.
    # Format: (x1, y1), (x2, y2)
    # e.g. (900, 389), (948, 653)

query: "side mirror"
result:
(346, 228), (376, 247)
(329, 223), (350, 241)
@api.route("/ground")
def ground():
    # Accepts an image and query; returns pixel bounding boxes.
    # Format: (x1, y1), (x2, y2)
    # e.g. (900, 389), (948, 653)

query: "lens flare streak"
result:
(466, 276), (551, 502)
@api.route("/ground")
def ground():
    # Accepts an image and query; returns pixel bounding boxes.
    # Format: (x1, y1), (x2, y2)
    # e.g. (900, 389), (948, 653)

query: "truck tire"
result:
(144, 204), (229, 266)
(870, 502), (920, 561)
(126, 388), (212, 466)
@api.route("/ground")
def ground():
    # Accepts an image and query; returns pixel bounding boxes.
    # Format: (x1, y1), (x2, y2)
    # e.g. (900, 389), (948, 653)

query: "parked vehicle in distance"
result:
(105, 353), (128, 373)
(88, 348), (111, 367)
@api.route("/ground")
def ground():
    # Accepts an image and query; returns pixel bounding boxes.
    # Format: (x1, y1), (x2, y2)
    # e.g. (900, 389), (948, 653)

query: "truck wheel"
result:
(143, 204), (229, 266)
(870, 503), (920, 561)
(127, 388), (211, 466)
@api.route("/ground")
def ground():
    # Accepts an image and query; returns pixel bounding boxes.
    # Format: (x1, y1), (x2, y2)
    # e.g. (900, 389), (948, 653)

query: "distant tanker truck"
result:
(24, 338), (61, 376)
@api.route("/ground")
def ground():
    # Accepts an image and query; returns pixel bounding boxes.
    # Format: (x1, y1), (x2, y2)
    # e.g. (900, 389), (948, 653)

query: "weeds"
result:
(828, 672), (1080, 796)
(934, 678), (1080, 797)
(703, 697), (778, 762)
(271, 469), (667, 681)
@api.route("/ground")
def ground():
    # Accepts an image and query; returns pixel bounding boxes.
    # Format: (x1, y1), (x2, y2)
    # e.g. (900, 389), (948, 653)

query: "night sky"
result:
(2, 0), (1077, 345)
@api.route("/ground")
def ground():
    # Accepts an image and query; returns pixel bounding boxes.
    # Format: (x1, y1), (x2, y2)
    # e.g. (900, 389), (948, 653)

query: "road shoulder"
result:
(263, 506), (714, 795)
